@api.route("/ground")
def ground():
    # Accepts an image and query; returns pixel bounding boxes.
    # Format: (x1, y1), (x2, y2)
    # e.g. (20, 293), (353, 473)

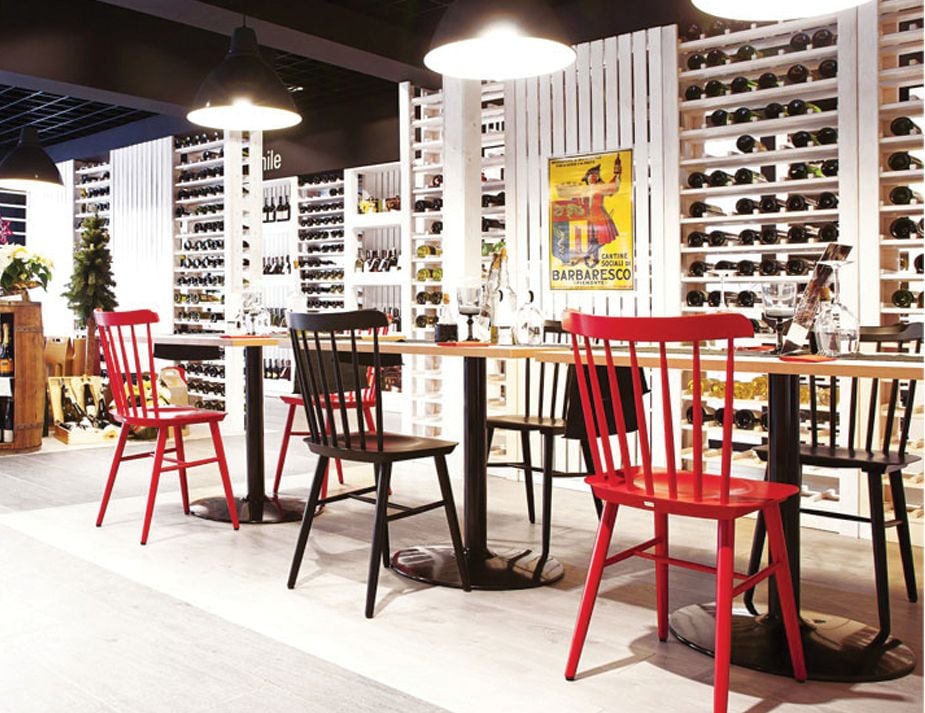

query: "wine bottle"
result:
(735, 45), (759, 62)
(786, 64), (809, 83)
(759, 196), (786, 213)
(817, 59), (838, 79)
(760, 227), (786, 244)
(736, 135), (765, 153)
(734, 168), (766, 184)
(82, 381), (99, 426)
(737, 290), (757, 307)
(890, 116), (921, 136)
(686, 405), (715, 424)
(709, 109), (729, 126)
(887, 152), (925, 171)
(812, 28), (835, 47)
(818, 222), (839, 241)
(789, 162), (824, 180)
(785, 257), (812, 276)
(685, 85), (704, 101)
(277, 191), (291, 222)
(687, 231), (708, 247)
(0, 322), (13, 377)
(686, 53), (706, 70)
(890, 216), (920, 239)
(790, 32), (811, 51)
(757, 72), (779, 89)
(1, 397), (11, 443)
(787, 99), (821, 115)
(708, 170), (735, 186)
(738, 228), (759, 245)
(707, 19), (727, 37)
(787, 225), (815, 243)
(915, 254), (924, 274)
(892, 287), (916, 308)
(706, 49), (728, 66)
(734, 410), (758, 430)
(786, 194), (818, 211)
(434, 293), (459, 343)
(683, 23), (702, 41)
(730, 76), (756, 93)
(821, 159), (839, 176)
(685, 290), (707, 307)
(707, 291), (727, 308)
(430, 221), (443, 235)
(890, 186), (923, 204)
(687, 172), (710, 188)
(817, 127), (838, 144)
(759, 259), (783, 276)
(764, 102), (786, 119)
(688, 260), (715, 277)
(704, 79), (728, 97)
(818, 192), (839, 209)
(735, 197), (758, 214)
(689, 201), (725, 217)
(791, 130), (813, 148)
(736, 259), (756, 275)
(732, 107), (755, 123)
(61, 383), (84, 423)
(708, 230), (736, 246)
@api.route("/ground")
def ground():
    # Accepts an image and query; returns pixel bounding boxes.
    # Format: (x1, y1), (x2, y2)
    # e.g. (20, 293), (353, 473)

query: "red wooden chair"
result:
(95, 309), (240, 544)
(561, 311), (805, 713)
(272, 368), (376, 500)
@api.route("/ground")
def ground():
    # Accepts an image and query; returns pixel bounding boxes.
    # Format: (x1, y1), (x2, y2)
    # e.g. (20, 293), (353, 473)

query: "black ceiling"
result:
(272, 51), (394, 111)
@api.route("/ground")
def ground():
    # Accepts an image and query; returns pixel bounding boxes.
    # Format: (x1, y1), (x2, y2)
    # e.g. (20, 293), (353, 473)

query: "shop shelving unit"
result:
(73, 156), (111, 246)
(676, 13), (862, 535)
(296, 170), (346, 315)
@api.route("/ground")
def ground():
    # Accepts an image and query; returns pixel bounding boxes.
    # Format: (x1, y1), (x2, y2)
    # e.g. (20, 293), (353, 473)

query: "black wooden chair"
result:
(486, 321), (593, 560)
(747, 322), (922, 639)
(287, 309), (470, 617)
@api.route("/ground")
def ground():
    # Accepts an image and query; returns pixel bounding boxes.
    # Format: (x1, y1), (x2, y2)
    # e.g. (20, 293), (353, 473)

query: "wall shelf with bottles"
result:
(296, 170), (346, 313)
(73, 156), (111, 244)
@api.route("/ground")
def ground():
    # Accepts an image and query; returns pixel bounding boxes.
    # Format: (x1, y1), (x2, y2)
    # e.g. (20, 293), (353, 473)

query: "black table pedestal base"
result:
(670, 603), (916, 682)
(391, 544), (565, 590)
(190, 495), (304, 524)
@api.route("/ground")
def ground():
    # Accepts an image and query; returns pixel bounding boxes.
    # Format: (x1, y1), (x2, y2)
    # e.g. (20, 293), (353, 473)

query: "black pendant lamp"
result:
(424, 0), (575, 80)
(188, 23), (302, 131)
(0, 127), (64, 191)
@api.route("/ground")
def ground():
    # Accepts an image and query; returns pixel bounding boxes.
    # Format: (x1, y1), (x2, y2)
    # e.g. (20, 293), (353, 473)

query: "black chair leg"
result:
(888, 470), (918, 603)
(579, 437), (603, 518)
(520, 429), (536, 524)
(744, 510), (767, 617)
(380, 463), (392, 569)
(867, 469), (893, 639)
(487, 426), (495, 461)
(288, 456), (329, 589)
(434, 454), (471, 592)
(366, 461), (393, 619)
(540, 433), (555, 560)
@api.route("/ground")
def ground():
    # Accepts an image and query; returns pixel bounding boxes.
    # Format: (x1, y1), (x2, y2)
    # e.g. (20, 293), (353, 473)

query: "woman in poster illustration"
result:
(583, 154), (622, 266)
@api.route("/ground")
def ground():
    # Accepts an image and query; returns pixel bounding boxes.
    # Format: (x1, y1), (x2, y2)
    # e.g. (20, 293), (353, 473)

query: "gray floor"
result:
(0, 403), (922, 712)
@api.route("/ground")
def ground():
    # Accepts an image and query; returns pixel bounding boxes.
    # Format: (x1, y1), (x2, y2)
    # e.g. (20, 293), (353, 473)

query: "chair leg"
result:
(364, 406), (376, 434)
(866, 469), (893, 638)
(744, 510), (767, 617)
(565, 501), (618, 681)
(655, 511), (669, 641)
(379, 464), (392, 569)
(520, 429), (536, 524)
(140, 428), (169, 546)
(763, 505), (807, 682)
(334, 458), (345, 485)
(288, 456), (329, 589)
(208, 421), (240, 530)
(366, 460), (393, 618)
(579, 437), (603, 518)
(486, 425), (495, 461)
(888, 470), (918, 603)
(97, 423), (130, 527)
(713, 519), (736, 713)
(173, 426), (190, 515)
(434, 454), (471, 592)
(540, 432), (554, 560)
(272, 403), (297, 497)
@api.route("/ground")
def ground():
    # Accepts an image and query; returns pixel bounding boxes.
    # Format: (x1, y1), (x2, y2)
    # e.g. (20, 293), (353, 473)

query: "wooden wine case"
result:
(0, 300), (45, 453)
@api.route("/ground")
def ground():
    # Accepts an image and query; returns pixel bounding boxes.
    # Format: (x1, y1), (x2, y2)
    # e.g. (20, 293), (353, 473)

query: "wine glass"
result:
(709, 265), (738, 311)
(457, 278), (483, 342)
(813, 261), (859, 357)
(761, 282), (798, 354)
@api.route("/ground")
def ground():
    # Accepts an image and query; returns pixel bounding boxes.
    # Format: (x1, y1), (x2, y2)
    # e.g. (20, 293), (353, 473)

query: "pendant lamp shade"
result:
(0, 127), (64, 191)
(692, 0), (871, 21)
(188, 26), (302, 131)
(424, 0), (576, 80)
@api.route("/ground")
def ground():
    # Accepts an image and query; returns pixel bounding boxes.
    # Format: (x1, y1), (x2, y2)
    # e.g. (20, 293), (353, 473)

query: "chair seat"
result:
(280, 393), (375, 409)
(116, 405), (227, 428)
(308, 431), (456, 463)
(753, 444), (921, 471)
(587, 467), (799, 520)
(487, 413), (566, 434)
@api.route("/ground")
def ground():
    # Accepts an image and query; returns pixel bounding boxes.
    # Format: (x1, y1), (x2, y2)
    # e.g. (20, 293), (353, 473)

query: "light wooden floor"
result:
(0, 402), (922, 713)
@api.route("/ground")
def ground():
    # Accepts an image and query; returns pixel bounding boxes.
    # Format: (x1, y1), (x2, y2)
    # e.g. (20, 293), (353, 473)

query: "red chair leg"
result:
(363, 406), (375, 433)
(333, 458), (345, 485)
(655, 511), (669, 642)
(140, 428), (169, 545)
(565, 501), (619, 680)
(764, 505), (807, 681)
(97, 423), (130, 527)
(209, 421), (240, 531)
(713, 519), (736, 713)
(272, 403), (298, 497)
(173, 426), (190, 514)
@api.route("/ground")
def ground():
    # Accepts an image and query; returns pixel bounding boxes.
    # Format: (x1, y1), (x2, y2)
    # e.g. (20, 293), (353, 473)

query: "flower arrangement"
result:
(0, 244), (53, 296)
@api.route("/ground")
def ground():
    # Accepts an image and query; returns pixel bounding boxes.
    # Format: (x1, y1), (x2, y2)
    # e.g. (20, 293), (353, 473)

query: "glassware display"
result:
(813, 261), (859, 357)
(761, 282), (798, 354)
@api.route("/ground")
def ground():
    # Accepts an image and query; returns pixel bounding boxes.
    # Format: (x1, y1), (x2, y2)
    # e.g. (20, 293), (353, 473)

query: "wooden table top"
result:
(153, 334), (923, 380)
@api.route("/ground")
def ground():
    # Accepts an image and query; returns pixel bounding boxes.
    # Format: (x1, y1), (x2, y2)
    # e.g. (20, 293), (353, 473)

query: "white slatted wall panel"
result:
(110, 138), (174, 331)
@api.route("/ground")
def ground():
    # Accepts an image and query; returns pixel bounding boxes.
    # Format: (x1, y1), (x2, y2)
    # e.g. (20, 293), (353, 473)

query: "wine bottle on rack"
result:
(915, 254), (924, 274)
(765, 102), (786, 119)
(787, 225), (815, 243)
(0, 322), (13, 377)
(818, 222), (839, 241)
(790, 32), (811, 51)
(817, 192), (839, 209)
(890, 216), (920, 239)
(786, 194), (818, 211)
(736, 259), (756, 276)
(890, 186), (923, 205)
(686, 405), (716, 424)
(736, 135), (766, 153)
(787, 99), (821, 116)
(732, 107), (756, 124)
(812, 28), (836, 47)
(759, 196), (786, 213)
(735, 197), (758, 215)
(708, 170), (735, 186)
(817, 59), (838, 79)
(757, 72), (779, 89)
(737, 290), (757, 307)
(730, 76), (757, 93)
(734, 168), (767, 184)
(706, 19), (728, 37)
(277, 191), (291, 222)
(0, 397), (11, 443)
(687, 172), (710, 188)
(687, 231), (708, 247)
(786, 258), (812, 276)
(689, 201), (725, 217)
(706, 49), (728, 67)
(709, 109), (730, 127)
(735, 45), (759, 62)
(685, 85), (704, 101)
(708, 230), (737, 246)
(890, 117), (922, 136)
(786, 64), (809, 84)
(760, 227), (787, 244)
(704, 80), (728, 97)
(759, 258), (784, 276)
(686, 290), (707, 307)
(788, 162), (825, 180)
(686, 53), (706, 70)
(891, 287), (917, 308)
(887, 152), (925, 171)
(739, 229), (759, 245)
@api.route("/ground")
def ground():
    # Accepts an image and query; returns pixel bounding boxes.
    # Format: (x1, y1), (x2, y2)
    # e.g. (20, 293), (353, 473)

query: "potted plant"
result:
(62, 214), (118, 376)
(0, 243), (53, 299)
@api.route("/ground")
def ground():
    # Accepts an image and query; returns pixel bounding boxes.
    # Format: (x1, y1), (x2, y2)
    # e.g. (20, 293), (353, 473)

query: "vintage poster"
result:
(548, 150), (634, 290)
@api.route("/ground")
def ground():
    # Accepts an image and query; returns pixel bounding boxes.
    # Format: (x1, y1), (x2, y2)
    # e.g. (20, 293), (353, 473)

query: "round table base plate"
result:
(391, 544), (565, 590)
(669, 604), (916, 682)
(190, 495), (303, 524)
